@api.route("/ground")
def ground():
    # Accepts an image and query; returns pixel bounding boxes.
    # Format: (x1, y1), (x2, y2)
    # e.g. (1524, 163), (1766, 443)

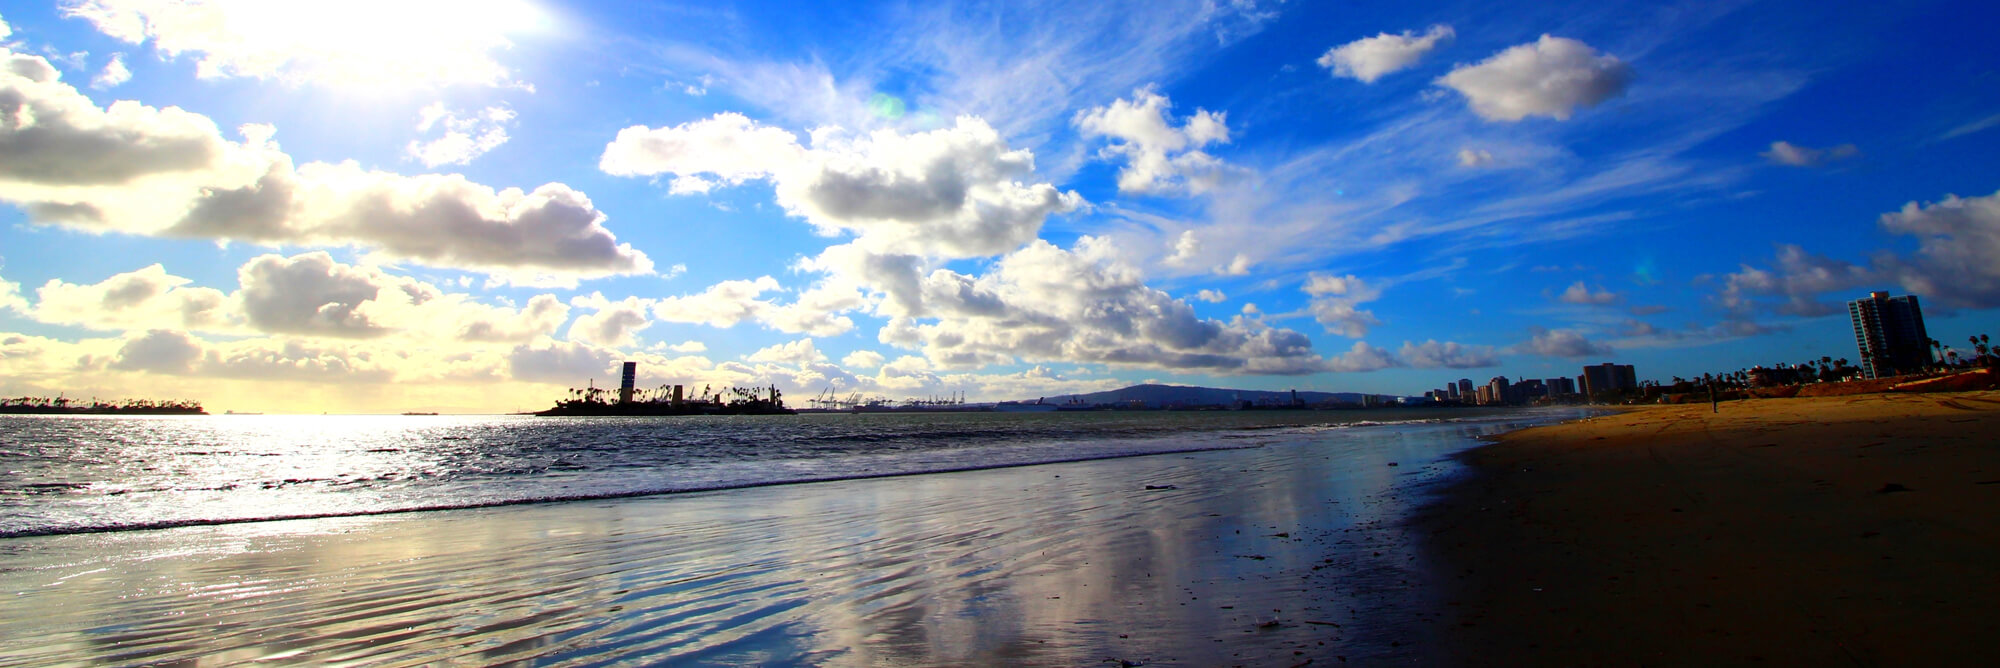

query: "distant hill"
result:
(1011, 384), (1400, 408)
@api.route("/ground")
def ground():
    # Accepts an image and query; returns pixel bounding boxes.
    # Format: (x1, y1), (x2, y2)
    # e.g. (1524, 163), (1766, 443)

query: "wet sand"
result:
(0, 415), (1564, 666)
(1423, 391), (2000, 664)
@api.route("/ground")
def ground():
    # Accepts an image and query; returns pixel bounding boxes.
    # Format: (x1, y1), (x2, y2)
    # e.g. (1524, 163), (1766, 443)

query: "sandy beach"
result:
(1422, 391), (2000, 665)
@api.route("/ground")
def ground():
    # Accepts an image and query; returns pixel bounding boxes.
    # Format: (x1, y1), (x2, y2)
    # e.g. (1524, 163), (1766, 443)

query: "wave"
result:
(0, 441), (1265, 540)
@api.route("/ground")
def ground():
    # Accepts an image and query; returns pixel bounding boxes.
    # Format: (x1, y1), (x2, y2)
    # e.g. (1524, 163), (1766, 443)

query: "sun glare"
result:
(142, 0), (553, 90)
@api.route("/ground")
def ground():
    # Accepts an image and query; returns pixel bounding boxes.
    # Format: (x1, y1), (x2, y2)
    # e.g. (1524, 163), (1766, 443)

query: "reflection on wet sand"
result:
(0, 418), (1541, 665)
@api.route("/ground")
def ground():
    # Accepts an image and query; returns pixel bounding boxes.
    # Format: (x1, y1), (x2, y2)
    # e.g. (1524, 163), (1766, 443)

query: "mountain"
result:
(1011, 384), (1401, 408)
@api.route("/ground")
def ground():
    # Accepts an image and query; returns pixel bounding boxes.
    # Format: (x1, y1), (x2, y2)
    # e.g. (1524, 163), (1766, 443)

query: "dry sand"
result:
(1422, 391), (2000, 665)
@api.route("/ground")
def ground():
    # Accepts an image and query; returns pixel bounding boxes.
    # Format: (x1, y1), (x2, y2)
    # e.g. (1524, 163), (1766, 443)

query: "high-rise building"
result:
(1546, 376), (1577, 395)
(1457, 378), (1474, 400)
(1848, 291), (1931, 379)
(619, 361), (638, 404)
(1580, 363), (1637, 396)
(1486, 376), (1511, 405)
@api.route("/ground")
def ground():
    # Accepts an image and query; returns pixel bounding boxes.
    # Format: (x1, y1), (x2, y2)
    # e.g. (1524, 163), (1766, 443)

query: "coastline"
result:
(1419, 391), (2000, 664)
(1, 413), (1564, 666)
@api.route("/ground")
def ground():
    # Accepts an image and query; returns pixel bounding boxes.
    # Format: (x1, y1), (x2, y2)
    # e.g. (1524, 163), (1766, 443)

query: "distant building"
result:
(1580, 363), (1637, 396)
(1546, 376), (1577, 395)
(1486, 376), (1511, 405)
(1457, 378), (1474, 399)
(619, 361), (638, 404)
(1515, 378), (1547, 401)
(1848, 291), (1931, 379)
(1475, 385), (1495, 405)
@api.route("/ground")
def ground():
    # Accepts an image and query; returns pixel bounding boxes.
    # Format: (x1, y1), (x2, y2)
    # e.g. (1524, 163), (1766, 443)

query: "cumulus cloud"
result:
(406, 103), (514, 167)
(109, 329), (203, 373)
(31, 263), (233, 332)
(842, 349), (886, 369)
(1326, 341), (1400, 372)
(1514, 327), (1613, 358)
(62, 0), (525, 89)
(1318, 24), (1454, 83)
(1399, 339), (1500, 368)
(747, 338), (826, 365)
(0, 52), (651, 282)
(1719, 189), (2000, 321)
(1719, 244), (1869, 317)
(1555, 281), (1620, 305)
(1303, 273), (1382, 337)
(1875, 189), (2000, 307)
(90, 52), (130, 89)
(598, 112), (804, 186)
(1456, 148), (1496, 168)
(236, 252), (430, 338)
(566, 293), (653, 348)
(1195, 289), (1227, 303)
(29, 253), (570, 345)
(603, 114), (1082, 258)
(825, 238), (1332, 374)
(652, 276), (782, 328)
(0, 274), (25, 314)
(1761, 140), (1858, 167)
(1074, 87), (1239, 195)
(1437, 35), (1633, 122)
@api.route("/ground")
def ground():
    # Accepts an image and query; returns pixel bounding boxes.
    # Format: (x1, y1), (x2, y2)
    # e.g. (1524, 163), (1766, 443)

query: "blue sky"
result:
(3, 0), (1998, 413)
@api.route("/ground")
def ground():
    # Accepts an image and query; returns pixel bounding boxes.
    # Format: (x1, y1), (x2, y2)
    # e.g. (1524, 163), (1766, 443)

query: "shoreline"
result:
(0, 411), (1586, 665)
(1418, 391), (2000, 664)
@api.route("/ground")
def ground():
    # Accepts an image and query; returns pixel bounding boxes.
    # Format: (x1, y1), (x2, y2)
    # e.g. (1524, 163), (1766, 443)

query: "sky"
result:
(3, 0), (1999, 414)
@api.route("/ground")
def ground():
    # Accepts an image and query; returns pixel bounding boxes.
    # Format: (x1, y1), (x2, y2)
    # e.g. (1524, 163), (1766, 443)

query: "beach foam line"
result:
(0, 441), (1274, 540)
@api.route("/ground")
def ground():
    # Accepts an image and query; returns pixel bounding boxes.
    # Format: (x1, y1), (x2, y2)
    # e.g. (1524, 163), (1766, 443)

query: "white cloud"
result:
(1760, 140), (1858, 167)
(747, 338), (826, 365)
(566, 293), (654, 348)
(1326, 341), (1401, 372)
(1555, 281), (1620, 305)
(1303, 273), (1382, 338)
(1437, 35), (1633, 122)
(0, 274), (29, 314)
(31, 263), (234, 332)
(652, 276), (782, 328)
(1718, 244), (1871, 318)
(801, 237), (1330, 375)
(1399, 339), (1499, 369)
(604, 114), (1082, 259)
(1875, 189), (2000, 308)
(406, 103), (514, 167)
(841, 349), (886, 369)
(0, 13), (12, 41)
(1317, 24), (1454, 84)
(27, 253), (571, 345)
(599, 112), (805, 186)
(0, 51), (650, 282)
(1195, 289), (1227, 303)
(1074, 87), (1239, 195)
(1514, 327), (1613, 358)
(1456, 147), (1494, 168)
(62, 0), (531, 89)
(90, 52), (130, 89)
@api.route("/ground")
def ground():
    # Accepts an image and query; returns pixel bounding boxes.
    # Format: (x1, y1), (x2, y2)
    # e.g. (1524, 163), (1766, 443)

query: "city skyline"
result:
(3, 1), (2000, 412)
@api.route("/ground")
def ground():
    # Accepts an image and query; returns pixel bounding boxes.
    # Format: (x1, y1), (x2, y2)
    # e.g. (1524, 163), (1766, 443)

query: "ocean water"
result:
(3, 409), (1531, 539)
(1, 408), (1590, 666)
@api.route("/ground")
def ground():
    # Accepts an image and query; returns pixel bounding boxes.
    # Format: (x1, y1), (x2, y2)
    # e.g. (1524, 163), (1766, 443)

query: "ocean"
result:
(1, 408), (1589, 665)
